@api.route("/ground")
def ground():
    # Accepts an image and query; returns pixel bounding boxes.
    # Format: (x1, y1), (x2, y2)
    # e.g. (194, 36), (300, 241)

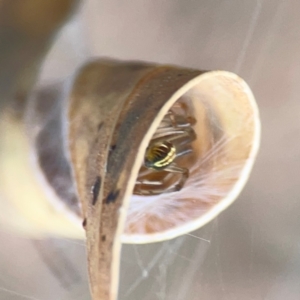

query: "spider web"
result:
(0, 223), (214, 300)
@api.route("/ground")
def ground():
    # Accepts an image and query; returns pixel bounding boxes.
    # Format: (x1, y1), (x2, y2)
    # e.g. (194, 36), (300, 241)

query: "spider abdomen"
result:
(144, 141), (176, 170)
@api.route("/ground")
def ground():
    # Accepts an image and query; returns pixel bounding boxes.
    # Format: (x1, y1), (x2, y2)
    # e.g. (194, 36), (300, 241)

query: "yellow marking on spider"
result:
(144, 141), (176, 170)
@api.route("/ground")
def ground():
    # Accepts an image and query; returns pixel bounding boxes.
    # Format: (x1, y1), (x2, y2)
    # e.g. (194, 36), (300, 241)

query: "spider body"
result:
(135, 101), (197, 195)
(144, 141), (176, 170)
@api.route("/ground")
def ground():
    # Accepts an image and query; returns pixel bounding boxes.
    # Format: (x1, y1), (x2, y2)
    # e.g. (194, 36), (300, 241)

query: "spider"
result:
(134, 101), (197, 195)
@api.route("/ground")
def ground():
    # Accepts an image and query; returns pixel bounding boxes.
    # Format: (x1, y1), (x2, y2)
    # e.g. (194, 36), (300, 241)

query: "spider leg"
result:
(137, 166), (154, 178)
(171, 100), (197, 126)
(175, 142), (193, 158)
(157, 114), (196, 130)
(152, 128), (186, 141)
(151, 126), (196, 147)
(156, 104), (196, 132)
(135, 178), (168, 195)
(135, 162), (189, 195)
(163, 163), (189, 193)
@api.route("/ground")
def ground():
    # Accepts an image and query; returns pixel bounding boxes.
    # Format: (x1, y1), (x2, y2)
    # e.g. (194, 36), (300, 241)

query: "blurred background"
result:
(1, 0), (300, 299)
